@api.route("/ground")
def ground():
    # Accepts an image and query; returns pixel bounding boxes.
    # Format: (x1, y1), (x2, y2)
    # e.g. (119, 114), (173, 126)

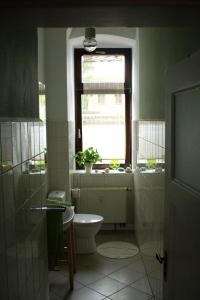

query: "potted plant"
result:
(146, 159), (156, 169)
(74, 147), (102, 173)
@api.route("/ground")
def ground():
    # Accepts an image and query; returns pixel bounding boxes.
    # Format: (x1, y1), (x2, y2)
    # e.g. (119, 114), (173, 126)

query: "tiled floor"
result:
(49, 231), (154, 300)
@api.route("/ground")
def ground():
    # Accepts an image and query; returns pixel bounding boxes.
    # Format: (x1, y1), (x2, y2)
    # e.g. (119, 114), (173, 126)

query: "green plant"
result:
(34, 159), (46, 170)
(146, 159), (156, 169)
(74, 147), (102, 166)
(109, 159), (120, 170)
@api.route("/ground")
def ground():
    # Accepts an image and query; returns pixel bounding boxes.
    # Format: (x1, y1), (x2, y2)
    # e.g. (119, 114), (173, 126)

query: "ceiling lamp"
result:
(83, 28), (97, 52)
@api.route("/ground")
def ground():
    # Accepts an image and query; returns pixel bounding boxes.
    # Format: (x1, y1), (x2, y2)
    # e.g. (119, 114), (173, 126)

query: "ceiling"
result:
(0, 2), (200, 27)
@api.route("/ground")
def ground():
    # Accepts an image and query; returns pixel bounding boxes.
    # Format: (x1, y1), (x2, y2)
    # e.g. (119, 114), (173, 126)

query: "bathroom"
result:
(1, 24), (200, 300)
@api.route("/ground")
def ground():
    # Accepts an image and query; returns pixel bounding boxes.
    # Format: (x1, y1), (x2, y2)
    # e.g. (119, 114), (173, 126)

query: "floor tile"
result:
(74, 266), (105, 285)
(148, 275), (162, 297)
(96, 230), (137, 246)
(66, 286), (105, 300)
(49, 268), (84, 298)
(76, 253), (101, 268)
(128, 259), (147, 274)
(131, 276), (152, 295)
(88, 277), (126, 297)
(108, 265), (144, 285)
(109, 286), (152, 300)
(48, 231), (155, 300)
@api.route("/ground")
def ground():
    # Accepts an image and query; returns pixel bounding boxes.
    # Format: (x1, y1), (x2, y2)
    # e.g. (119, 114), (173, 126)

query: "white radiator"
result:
(77, 187), (129, 223)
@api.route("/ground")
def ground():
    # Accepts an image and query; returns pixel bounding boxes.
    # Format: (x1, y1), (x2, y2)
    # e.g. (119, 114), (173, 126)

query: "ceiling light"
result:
(83, 28), (97, 53)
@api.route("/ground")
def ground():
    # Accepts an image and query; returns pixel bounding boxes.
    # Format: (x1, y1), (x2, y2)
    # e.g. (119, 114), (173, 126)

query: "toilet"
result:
(74, 213), (103, 254)
(48, 190), (104, 254)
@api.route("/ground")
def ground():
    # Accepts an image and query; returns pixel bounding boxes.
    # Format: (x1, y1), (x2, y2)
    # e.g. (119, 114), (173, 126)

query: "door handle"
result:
(156, 253), (165, 264)
(156, 251), (167, 281)
(30, 206), (66, 212)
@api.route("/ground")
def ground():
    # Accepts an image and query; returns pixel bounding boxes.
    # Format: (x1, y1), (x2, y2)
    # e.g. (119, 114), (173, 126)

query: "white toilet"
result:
(48, 190), (104, 254)
(74, 213), (103, 254)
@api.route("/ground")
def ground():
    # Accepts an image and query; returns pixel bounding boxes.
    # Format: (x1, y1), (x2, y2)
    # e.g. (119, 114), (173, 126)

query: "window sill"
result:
(72, 169), (133, 175)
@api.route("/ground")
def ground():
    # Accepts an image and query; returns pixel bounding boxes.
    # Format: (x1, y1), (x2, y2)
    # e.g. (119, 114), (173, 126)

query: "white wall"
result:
(38, 28), (45, 84)
(138, 27), (200, 120)
(44, 28), (71, 201)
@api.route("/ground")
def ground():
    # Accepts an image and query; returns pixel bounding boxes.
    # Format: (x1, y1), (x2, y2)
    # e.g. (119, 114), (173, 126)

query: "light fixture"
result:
(83, 28), (97, 52)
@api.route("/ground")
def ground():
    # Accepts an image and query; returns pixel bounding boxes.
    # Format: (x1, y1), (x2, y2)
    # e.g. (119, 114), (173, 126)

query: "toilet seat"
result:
(74, 214), (103, 224)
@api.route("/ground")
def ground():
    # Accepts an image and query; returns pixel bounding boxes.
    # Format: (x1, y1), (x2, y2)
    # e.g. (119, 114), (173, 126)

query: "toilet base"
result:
(76, 236), (97, 254)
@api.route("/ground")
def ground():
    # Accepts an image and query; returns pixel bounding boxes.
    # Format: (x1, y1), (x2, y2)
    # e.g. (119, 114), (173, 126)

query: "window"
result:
(74, 48), (132, 168)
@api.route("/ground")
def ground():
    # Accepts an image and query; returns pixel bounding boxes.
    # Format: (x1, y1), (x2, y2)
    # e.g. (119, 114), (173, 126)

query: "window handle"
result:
(78, 129), (81, 139)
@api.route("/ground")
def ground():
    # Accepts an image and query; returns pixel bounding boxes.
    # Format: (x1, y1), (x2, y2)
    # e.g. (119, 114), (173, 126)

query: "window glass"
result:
(82, 55), (125, 83)
(81, 94), (125, 164)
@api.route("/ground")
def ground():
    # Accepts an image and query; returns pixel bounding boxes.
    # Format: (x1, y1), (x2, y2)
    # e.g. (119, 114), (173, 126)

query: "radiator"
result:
(77, 187), (130, 223)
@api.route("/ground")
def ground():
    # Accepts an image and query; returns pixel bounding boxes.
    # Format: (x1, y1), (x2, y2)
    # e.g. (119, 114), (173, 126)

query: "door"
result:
(164, 50), (200, 299)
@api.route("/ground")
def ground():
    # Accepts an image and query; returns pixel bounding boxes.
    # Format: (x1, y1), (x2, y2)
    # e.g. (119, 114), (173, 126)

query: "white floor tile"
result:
(88, 277), (126, 297)
(109, 286), (152, 300)
(108, 265), (144, 285)
(131, 276), (152, 295)
(66, 286), (105, 300)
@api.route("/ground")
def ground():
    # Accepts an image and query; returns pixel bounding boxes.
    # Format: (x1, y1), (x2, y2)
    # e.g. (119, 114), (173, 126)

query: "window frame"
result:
(74, 48), (132, 169)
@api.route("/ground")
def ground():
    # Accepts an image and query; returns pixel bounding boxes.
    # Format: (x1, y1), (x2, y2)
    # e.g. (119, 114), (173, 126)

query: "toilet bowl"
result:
(48, 190), (104, 255)
(73, 214), (104, 254)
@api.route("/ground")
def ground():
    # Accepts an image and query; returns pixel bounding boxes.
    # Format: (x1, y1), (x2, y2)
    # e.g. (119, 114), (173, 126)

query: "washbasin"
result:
(63, 206), (75, 230)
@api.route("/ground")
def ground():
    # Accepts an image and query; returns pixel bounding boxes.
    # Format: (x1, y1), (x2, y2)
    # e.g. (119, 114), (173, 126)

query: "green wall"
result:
(139, 27), (200, 120)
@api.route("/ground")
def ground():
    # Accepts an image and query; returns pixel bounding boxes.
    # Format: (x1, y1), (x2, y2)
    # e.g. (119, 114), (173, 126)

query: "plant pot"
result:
(84, 163), (93, 174)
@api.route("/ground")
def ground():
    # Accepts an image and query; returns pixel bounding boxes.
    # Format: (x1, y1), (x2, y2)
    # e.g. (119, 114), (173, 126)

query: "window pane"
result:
(82, 55), (125, 83)
(81, 94), (125, 163)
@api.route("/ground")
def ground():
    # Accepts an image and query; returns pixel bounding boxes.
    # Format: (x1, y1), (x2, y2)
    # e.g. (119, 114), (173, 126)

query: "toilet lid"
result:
(74, 214), (103, 224)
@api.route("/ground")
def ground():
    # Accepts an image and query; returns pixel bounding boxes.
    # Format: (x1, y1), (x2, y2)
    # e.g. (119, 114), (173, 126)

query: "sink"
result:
(63, 206), (75, 230)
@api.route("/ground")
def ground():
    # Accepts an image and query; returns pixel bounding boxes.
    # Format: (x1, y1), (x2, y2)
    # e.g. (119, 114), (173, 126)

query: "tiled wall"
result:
(0, 121), (49, 300)
(46, 120), (71, 202)
(134, 171), (165, 300)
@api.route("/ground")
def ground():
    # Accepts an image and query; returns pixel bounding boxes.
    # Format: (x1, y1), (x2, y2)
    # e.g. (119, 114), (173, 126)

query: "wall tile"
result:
(39, 121), (47, 154)
(0, 185), (7, 289)
(27, 274), (35, 300)
(0, 275), (8, 299)
(29, 172), (42, 195)
(46, 121), (56, 138)
(0, 176), (5, 253)
(134, 172), (164, 299)
(55, 121), (68, 138)
(56, 137), (68, 153)
(7, 261), (19, 300)
(21, 122), (29, 163)
(0, 123), (2, 166)
(21, 162), (31, 200)
(12, 122), (21, 166)
(1, 122), (13, 165)
(27, 122), (35, 159)
(13, 164), (24, 210)
(68, 121), (75, 171)
(25, 233), (34, 280)
(34, 122), (40, 156)
(2, 171), (15, 222)
(0, 116), (48, 300)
